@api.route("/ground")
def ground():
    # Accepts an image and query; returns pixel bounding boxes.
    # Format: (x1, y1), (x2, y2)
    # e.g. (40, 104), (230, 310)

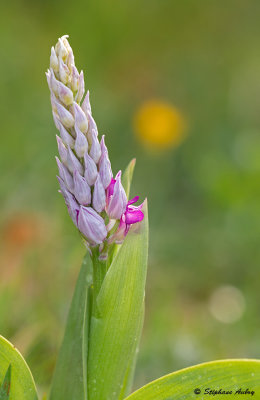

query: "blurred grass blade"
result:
(0, 336), (38, 399)
(122, 158), (136, 198)
(88, 201), (148, 400)
(124, 359), (260, 399)
(49, 253), (93, 400)
(0, 365), (11, 399)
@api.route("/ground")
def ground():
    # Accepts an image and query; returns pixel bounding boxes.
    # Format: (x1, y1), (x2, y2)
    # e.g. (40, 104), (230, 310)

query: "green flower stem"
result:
(91, 248), (107, 316)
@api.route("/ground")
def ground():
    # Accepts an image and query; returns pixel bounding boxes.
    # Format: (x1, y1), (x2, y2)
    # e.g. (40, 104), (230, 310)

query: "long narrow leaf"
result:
(124, 359), (260, 400)
(49, 253), (93, 400)
(87, 201), (148, 400)
(0, 336), (38, 399)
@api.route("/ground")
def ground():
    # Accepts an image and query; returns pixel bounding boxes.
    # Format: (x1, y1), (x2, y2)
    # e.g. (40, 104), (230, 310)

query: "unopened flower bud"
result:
(50, 69), (59, 96)
(57, 81), (74, 106)
(58, 121), (75, 148)
(77, 206), (107, 245)
(52, 111), (60, 129)
(93, 174), (106, 212)
(100, 135), (108, 155)
(67, 50), (75, 72)
(57, 176), (79, 226)
(50, 47), (59, 73)
(67, 147), (84, 175)
(59, 58), (70, 84)
(71, 65), (79, 92)
(56, 135), (68, 164)
(57, 37), (68, 62)
(106, 171), (127, 219)
(87, 112), (98, 134)
(56, 157), (74, 192)
(73, 170), (91, 205)
(89, 129), (101, 163)
(74, 125), (88, 158)
(75, 71), (85, 103)
(56, 101), (75, 129)
(82, 90), (92, 115)
(84, 152), (98, 185)
(72, 102), (88, 133)
(99, 137), (112, 189)
(46, 70), (51, 90)
(61, 35), (71, 52)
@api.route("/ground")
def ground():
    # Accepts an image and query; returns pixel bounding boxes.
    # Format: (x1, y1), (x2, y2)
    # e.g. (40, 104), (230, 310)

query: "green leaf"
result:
(0, 365), (11, 399)
(87, 201), (148, 400)
(49, 253), (93, 400)
(122, 158), (136, 198)
(124, 359), (260, 399)
(0, 335), (38, 400)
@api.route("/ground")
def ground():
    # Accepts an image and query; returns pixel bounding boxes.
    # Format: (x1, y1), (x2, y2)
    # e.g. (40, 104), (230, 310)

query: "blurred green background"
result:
(1, 0), (260, 396)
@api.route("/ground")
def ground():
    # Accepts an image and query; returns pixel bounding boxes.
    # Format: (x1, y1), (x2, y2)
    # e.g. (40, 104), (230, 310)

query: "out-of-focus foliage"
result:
(1, 0), (260, 396)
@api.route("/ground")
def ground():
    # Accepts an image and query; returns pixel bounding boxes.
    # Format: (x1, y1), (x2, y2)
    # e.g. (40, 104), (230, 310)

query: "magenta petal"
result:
(128, 196), (139, 205)
(125, 209), (144, 224)
(107, 178), (116, 198)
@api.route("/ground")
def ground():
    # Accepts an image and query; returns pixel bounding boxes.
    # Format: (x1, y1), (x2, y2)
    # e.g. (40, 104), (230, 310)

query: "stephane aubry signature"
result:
(194, 387), (255, 396)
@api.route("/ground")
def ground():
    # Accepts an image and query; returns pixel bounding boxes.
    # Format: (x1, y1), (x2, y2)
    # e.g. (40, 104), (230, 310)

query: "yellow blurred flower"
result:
(134, 100), (186, 149)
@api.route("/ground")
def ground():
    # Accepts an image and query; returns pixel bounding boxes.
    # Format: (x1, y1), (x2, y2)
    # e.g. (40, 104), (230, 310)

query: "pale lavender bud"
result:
(56, 101), (75, 129)
(67, 50), (75, 72)
(57, 81), (74, 106)
(59, 58), (69, 84)
(71, 65), (79, 92)
(89, 129), (101, 163)
(57, 37), (68, 62)
(52, 111), (60, 129)
(82, 90), (92, 115)
(56, 135), (68, 164)
(56, 157), (74, 192)
(99, 136), (112, 189)
(93, 174), (106, 212)
(100, 135), (108, 155)
(61, 35), (71, 52)
(46, 70), (51, 90)
(58, 121), (75, 148)
(84, 152), (98, 186)
(72, 102), (88, 133)
(50, 69), (59, 96)
(106, 171), (127, 219)
(75, 71), (85, 103)
(51, 93), (58, 113)
(50, 47), (59, 73)
(87, 112), (98, 134)
(57, 176), (79, 226)
(77, 206), (107, 245)
(74, 125), (88, 158)
(73, 170), (91, 205)
(67, 147), (84, 175)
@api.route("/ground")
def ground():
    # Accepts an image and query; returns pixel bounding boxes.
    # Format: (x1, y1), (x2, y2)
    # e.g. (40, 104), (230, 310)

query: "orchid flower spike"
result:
(47, 35), (144, 257)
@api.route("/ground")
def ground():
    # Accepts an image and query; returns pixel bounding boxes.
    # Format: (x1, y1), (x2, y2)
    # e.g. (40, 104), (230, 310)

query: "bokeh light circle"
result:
(209, 285), (246, 324)
(134, 99), (186, 149)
